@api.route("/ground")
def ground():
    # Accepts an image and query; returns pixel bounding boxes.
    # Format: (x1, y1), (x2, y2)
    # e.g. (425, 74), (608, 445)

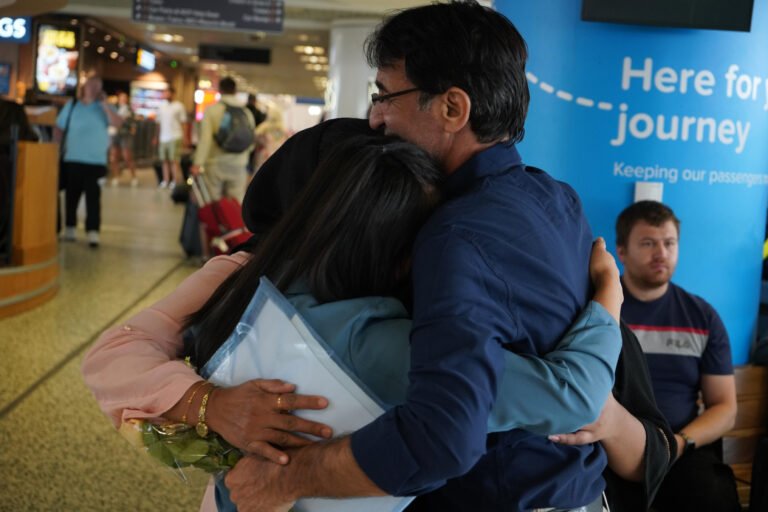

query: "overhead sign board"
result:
(132, 0), (284, 33)
(0, 17), (31, 43)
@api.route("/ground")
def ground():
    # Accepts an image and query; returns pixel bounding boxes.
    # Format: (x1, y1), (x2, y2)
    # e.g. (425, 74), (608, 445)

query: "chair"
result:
(723, 365), (768, 509)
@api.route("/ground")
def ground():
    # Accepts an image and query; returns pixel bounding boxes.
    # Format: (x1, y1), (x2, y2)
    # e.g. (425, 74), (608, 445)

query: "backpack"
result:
(214, 104), (254, 153)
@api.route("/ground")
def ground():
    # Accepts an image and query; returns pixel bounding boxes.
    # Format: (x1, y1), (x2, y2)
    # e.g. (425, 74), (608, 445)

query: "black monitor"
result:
(582, 0), (754, 32)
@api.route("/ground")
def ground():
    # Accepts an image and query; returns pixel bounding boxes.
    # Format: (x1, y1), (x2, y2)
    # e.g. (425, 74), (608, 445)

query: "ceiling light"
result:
(97, 46), (104, 54)
(88, 27), (95, 34)
(83, 41), (90, 47)
(70, 19), (78, 25)
(299, 34), (309, 42)
(104, 34), (112, 41)
(153, 33), (184, 43)
(294, 45), (323, 55)
(110, 51), (118, 59)
(118, 56), (125, 62)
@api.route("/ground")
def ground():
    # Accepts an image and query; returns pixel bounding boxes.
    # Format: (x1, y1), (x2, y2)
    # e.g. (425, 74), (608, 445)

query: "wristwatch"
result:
(679, 431), (696, 454)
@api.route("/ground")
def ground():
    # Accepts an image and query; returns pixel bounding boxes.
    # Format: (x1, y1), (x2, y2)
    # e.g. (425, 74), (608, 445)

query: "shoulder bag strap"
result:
(60, 98), (77, 155)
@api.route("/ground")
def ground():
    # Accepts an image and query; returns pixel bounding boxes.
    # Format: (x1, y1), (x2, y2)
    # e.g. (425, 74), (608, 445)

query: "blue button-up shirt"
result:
(350, 143), (607, 510)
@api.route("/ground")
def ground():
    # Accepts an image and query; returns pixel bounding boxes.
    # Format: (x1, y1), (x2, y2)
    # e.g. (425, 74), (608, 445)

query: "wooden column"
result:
(0, 141), (60, 318)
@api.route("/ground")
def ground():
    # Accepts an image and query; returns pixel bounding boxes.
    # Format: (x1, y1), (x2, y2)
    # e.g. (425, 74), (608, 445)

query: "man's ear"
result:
(440, 87), (471, 133)
(616, 245), (627, 264)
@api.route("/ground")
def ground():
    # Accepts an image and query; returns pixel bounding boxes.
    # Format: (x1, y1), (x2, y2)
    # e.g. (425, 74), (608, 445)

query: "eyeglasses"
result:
(370, 87), (420, 106)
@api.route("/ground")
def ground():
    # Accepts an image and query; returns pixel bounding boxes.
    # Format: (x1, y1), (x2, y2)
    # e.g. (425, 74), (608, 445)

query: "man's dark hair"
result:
(615, 200), (681, 247)
(167, 86), (176, 95)
(247, 93), (257, 104)
(364, 0), (529, 144)
(219, 77), (237, 95)
(184, 135), (442, 367)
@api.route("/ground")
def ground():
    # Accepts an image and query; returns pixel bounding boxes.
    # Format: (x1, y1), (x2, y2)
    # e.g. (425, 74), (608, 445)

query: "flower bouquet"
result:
(118, 418), (242, 482)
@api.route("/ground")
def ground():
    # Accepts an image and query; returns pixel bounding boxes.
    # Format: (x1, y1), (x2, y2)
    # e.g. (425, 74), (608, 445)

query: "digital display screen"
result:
(582, 0), (754, 32)
(35, 25), (79, 95)
(136, 48), (156, 71)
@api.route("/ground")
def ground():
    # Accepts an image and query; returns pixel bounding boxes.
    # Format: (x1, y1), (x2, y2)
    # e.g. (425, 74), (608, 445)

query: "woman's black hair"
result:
(184, 134), (442, 367)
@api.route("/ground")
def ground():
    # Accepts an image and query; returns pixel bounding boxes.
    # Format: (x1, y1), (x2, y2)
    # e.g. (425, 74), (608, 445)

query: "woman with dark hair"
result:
(83, 135), (622, 511)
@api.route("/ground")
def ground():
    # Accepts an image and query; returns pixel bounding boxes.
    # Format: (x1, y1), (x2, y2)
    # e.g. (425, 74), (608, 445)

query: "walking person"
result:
(55, 75), (123, 248)
(109, 91), (138, 187)
(155, 86), (187, 188)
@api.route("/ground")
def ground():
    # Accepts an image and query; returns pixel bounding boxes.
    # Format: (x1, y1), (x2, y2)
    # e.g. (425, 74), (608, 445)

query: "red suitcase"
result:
(191, 175), (251, 255)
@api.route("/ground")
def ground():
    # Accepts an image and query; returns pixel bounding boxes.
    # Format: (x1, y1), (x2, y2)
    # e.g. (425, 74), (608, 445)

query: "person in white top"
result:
(155, 86), (187, 188)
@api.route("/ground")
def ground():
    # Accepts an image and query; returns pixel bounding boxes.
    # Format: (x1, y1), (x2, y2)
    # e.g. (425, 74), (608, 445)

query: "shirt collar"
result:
(442, 142), (523, 198)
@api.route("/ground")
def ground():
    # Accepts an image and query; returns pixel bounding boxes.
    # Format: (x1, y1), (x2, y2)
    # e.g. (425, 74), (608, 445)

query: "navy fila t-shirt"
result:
(621, 281), (733, 432)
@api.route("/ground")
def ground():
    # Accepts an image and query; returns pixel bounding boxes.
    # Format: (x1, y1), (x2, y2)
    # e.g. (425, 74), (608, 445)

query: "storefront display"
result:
(130, 80), (166, 119)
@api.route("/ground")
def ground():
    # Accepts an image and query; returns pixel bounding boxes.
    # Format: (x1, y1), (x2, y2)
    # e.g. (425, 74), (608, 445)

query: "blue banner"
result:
(498, 0), (768, 364)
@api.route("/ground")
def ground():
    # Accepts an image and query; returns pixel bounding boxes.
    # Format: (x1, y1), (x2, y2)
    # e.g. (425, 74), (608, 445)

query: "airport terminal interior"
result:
(2, 0), (768, 511)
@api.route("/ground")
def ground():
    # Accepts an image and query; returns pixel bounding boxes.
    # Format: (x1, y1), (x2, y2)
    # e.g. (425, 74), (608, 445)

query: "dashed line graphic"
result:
(527, 71), (613, 111)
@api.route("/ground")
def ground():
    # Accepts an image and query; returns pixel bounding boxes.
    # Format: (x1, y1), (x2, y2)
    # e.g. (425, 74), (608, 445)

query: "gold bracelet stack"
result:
(196, 386), (215, 438)
(181, 381), (208, 425)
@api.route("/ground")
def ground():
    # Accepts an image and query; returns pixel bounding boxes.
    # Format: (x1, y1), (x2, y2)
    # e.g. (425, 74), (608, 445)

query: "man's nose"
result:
(369, 104), (384, 130)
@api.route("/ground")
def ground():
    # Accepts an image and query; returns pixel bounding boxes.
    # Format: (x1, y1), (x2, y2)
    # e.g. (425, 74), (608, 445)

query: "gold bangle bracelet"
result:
(196, 387), (215, 438)
(181, 381), (208, 425)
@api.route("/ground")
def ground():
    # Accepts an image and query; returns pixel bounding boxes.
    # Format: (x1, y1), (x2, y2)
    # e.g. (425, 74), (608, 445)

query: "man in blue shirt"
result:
(225, 3), (640, 510)
(617, 201), (740, 512)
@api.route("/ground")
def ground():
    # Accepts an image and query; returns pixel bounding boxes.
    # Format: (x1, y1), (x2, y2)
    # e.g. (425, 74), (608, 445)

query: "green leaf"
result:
(176, 439), (210, 463)
(226, 450), (242, 467)
(147, 441), (176, 468)
(194, 455), (225, 473)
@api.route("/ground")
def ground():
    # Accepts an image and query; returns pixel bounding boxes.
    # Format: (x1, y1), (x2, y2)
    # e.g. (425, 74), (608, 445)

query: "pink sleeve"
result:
(81, 252), (250, 428)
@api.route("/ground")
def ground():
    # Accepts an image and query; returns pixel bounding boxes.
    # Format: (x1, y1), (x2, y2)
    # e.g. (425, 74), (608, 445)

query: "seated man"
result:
(616, 200), (740, 512)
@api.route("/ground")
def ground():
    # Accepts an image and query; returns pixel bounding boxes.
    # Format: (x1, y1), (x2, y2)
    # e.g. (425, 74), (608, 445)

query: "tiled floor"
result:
(0, 169), (208, 511)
